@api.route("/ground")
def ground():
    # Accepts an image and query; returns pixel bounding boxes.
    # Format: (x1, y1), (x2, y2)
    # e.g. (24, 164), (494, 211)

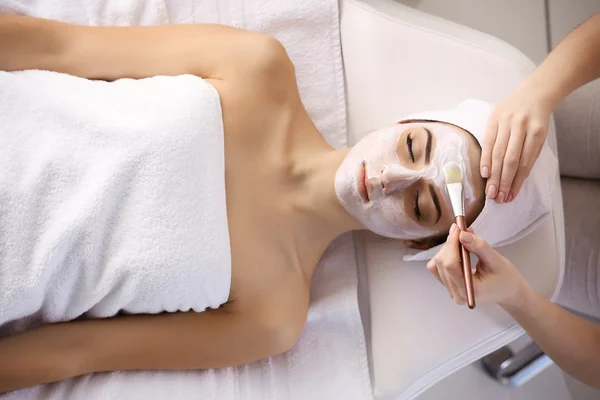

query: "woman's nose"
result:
(381, 164), (420, 194)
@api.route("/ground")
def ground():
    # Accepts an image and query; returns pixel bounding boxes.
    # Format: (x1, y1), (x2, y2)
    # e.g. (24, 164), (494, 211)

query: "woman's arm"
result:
(0, 14), (282, 81)
(0, 305), (303, 393)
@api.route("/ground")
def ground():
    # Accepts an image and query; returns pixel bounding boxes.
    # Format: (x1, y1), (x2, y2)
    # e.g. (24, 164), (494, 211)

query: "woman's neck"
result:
(285, 137), (364, 275)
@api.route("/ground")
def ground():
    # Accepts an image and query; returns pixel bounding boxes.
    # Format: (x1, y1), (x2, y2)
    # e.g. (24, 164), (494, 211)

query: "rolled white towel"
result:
(0, 70), (231, 334)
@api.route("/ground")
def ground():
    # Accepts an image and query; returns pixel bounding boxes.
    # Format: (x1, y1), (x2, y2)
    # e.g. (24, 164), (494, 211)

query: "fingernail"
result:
(507, 192), (513, 202)
(449, 223), (457, 234)
(486, 184), (497, 198)
(460, 231), (474, 243)
(497, 192), (505, 203)
(481, 166), (489, 178)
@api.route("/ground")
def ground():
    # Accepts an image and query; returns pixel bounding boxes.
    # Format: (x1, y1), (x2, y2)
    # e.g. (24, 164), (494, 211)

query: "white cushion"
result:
(339, 0), (565, 399)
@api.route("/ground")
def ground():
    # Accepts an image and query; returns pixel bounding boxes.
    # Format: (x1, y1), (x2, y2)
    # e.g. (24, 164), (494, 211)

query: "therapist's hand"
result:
(427, 224), (530, 306)
(481, 83), (552, 203)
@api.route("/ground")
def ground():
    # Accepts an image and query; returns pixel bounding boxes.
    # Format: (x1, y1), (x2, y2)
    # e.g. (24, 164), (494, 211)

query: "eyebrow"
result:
(424, 127), (433, 164)
(428, 183), (442, 224)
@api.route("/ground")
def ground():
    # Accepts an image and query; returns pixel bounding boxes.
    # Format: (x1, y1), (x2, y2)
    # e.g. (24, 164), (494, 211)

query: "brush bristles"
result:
(444, 164), (463, 184)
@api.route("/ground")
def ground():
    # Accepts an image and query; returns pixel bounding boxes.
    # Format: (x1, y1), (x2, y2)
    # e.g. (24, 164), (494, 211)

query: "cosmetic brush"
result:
(444, 162), (475, 309)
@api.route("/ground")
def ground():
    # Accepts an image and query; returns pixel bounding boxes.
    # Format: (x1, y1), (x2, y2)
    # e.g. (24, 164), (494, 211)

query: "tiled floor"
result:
(393, 0), (600, 399)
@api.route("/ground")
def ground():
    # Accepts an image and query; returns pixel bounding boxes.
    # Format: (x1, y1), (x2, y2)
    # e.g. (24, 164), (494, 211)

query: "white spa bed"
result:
(341, 0), (565, 399)
(0, 1), (564, 399)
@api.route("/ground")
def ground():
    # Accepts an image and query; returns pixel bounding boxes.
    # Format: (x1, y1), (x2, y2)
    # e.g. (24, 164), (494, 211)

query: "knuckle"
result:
(530, 124), (545, 137)
(491, 145), (505, 158)
(500, 181), (512, 192)
(511, 113), (526, 125)
(482, 136), (495, 148)
(501, 176), (516, 188)
(504, 155), (520, 169)
(491, 152), (504, 164)
(485, 117), (498, 129)
(479, 240), (491, 253)
(445, 264), (461, 277)
(519, 158), (532, 169)
(498, 114), (511, 125)
(436, 260), (446, 272)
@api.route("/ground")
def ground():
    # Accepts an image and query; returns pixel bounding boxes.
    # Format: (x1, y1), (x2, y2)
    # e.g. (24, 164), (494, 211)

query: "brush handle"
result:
(456, 216), (475, 309)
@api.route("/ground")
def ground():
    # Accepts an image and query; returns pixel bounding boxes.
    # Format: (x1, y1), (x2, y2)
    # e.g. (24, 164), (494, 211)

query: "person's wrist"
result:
(498, 275), (534, 311)
(522, 73), (562, 112)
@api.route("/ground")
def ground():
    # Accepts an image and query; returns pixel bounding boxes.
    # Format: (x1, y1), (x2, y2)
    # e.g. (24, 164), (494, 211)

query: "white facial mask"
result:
(334, 122), (476, 239)
(384, 124), (475, 206)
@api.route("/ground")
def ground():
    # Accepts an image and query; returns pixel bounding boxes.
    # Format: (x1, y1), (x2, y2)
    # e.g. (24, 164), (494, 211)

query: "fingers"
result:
(498, 117), (527, 202)
(459, 231), (497, 266)
(472, 277), (488, 302)
(437, 263), (454, 298)
(486, 118), (511, 202)
(427, 255), (454, 299)
(507, 122), (546, 201)
(433, 257), (466, 303)
(449, 279), (467, 305)
(480, 116), (498, 179)
(427, 258), (441, 283)
(508, 167), (528, 202)
(475, 258), (490, 274)
(429, 225), (468, 303)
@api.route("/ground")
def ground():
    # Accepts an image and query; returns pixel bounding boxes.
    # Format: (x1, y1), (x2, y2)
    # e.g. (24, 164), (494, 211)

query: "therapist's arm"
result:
(0, 14), (289, 81)
(528, 12), (600, 108)
(482, 12), (600, 203)
(428, 226), (600, 388)
(503, 287), (600, 387)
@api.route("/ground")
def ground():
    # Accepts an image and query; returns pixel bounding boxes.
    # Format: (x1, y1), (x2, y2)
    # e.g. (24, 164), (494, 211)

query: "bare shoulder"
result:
(208, 34), (300, 123)
(224, 34), (297, 93)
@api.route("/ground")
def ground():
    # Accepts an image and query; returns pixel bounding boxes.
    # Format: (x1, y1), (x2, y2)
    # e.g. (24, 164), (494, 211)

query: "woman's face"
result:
(335, 121), (484, 239)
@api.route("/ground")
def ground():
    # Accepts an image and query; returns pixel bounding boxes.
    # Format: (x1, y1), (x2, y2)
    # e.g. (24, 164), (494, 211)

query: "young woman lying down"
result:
(0, 15), (492, 391)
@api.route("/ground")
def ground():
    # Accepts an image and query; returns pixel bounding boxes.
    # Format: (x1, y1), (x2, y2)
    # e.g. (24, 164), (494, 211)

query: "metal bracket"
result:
(481, 342), (554, 387)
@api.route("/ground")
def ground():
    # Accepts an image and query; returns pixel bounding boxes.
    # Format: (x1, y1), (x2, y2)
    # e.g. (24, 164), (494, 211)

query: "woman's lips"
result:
(357, 162), (370, 202)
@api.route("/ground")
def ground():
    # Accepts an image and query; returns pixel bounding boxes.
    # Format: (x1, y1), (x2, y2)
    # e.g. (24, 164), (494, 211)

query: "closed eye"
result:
(407, 133), (415, 163)
(414, 190), (421, 221)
